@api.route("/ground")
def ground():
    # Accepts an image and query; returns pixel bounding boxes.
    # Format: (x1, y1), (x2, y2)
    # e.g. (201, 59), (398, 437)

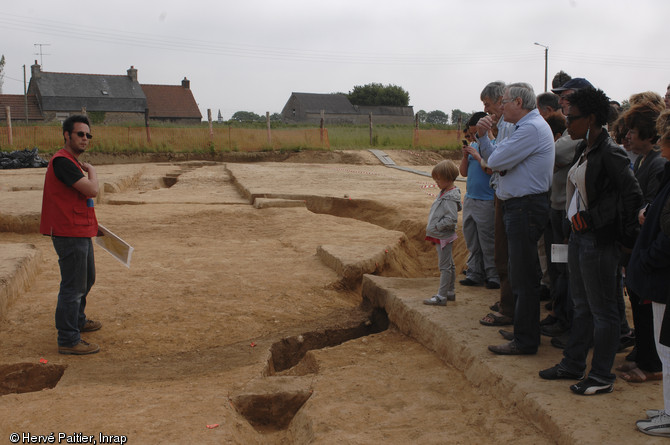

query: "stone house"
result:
(23, 62), (201, 124)
(281, 92), (414, 125)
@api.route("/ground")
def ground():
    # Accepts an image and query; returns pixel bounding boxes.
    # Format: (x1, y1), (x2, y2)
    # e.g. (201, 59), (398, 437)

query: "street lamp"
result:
(534, 42), (549, 92)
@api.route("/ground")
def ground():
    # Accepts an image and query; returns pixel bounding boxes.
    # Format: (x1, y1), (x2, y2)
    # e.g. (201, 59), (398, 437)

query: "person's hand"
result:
(79, 161), (93, 172)
(476, 115), (494, 138)
(464, 145), (480, 160)
(638, 206), (648, 226)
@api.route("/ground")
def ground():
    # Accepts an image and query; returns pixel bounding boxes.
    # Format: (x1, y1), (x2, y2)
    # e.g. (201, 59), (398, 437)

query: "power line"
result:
(1, 12), (668, 70)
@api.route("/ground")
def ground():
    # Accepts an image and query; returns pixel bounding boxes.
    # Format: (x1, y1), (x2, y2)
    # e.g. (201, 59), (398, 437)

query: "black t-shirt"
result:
(53, 157), (84, 187)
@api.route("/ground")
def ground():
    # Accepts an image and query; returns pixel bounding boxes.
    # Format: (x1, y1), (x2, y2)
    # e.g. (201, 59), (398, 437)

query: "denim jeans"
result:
(52, 236), (95, 347)
(546, 208), (572, 328)
(502, 193), (549, 352)
(560, 231), (620, 384)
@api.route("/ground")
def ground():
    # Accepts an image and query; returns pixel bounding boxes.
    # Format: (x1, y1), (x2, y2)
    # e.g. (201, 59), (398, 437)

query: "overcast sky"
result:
(1, 0), (668, 121)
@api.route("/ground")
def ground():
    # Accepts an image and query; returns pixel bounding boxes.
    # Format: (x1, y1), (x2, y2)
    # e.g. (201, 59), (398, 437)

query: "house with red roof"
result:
(10, 62), (202, 125)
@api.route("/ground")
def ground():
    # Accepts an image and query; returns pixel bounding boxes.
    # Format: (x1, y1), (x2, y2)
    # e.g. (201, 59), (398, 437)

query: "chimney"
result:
(127, 66), (138, 82)
(31, 60), (41, 79)
(181, 77), (190, 89)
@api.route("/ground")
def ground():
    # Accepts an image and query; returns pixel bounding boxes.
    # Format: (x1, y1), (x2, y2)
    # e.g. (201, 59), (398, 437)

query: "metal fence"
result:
(0, 125), (461, 152)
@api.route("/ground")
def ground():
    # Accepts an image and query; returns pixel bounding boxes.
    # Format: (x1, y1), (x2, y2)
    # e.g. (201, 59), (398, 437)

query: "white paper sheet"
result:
(95, 224), (134, 268)
(551, 244), (568, 263)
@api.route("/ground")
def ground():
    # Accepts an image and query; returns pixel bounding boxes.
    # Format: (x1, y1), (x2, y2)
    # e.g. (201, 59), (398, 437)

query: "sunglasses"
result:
(74, 131), (93, 139)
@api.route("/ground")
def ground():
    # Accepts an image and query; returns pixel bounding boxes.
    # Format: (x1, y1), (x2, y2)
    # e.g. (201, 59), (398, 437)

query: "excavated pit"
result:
(0, 363), (66, 396)
(267, 307), (389, 375)
(231, 307), (389, 433)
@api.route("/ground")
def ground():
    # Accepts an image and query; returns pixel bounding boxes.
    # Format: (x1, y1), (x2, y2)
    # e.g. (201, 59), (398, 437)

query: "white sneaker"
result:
(637, 413), (670, 437)
(646, 409), (665, 418)
(446, 292), (456, 301)
(423, 295), (446, 306)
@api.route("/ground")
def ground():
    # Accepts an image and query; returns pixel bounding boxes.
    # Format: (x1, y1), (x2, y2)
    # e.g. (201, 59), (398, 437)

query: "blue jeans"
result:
(52, 236), (95, 347)
(560, 231), (620, 384)
(502, 193), (549, 352)
(547, 208), (572, 328)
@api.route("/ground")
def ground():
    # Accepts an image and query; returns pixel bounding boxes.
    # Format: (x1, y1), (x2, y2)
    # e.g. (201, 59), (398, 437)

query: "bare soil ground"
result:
(0, 149), (663, 444)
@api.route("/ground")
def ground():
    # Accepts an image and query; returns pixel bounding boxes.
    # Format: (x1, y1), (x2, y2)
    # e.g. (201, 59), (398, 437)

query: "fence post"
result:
(369, 112), (373, 146)
(320, 110), (325, 145)
(266, 112), (271, 145)
(413, 114), (419, 148)
(5, 106), (12, 146)
(145, 108), (151, 144)
(457, 116), (462, 142)
(207, 109), (213, 143)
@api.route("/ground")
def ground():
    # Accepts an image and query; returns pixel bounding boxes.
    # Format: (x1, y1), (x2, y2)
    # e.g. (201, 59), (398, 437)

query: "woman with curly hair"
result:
(617, 102), (667, 384)
(629, 110), (670, 436)
(539, 88), (644, 396)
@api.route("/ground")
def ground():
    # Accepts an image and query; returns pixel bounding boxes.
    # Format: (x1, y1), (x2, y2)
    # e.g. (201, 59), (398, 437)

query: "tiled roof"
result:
(30, 72), (147, 112)
(290, 93), (356, 114)
(0, 94), (43, 121)
(141, 84), (202, 119)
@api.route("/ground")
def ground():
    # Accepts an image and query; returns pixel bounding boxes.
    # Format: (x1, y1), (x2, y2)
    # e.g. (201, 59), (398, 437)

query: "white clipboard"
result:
(95, 224), (134, 268)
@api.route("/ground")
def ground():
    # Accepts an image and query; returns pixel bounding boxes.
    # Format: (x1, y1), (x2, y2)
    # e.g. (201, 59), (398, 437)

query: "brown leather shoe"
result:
(80, 319), (102, 332)
(58, 339), (100, 355)
(488, 341), (536, 355)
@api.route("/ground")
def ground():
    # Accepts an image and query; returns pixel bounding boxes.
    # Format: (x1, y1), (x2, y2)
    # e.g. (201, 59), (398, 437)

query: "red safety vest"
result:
(39, 149), (98, 237)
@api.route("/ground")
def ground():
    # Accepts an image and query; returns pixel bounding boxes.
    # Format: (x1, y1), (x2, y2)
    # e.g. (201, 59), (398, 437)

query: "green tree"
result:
(425, 110), (449, 125)
(0, 55), (5, 94)
(451, 109), (472, 127)
(347, 83), (410, 106)
(231, 111), (262, 122)
(416, 110), (427, 124)
(269, 112), (282, 121)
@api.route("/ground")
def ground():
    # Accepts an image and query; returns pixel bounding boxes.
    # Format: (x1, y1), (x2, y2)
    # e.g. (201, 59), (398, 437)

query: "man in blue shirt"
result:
(476, 82), (555, 354)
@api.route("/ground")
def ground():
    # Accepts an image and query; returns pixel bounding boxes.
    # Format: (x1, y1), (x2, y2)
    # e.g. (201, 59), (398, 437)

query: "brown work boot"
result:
(58, 339), (100, 355)
(80, 319), (102, 332)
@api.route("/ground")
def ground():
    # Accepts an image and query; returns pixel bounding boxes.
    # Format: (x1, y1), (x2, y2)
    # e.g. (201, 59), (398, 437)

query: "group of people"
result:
(423, 73), (670, 437)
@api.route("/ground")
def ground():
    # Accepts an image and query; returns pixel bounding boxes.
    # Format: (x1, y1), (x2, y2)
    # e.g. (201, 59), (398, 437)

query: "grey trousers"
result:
(436, 242), (455, 298)
(462, 197), (498, 284)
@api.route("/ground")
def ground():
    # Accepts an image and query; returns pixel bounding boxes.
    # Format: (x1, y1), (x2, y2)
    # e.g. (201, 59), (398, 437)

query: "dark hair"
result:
(624, 103), (661, 143)
(610, 115), (629, 145)
(466, 111), (487, 128)
(566, 88), (610, 127)
(537, 92), (560, 112)
(544, 111), (566, 136)
(657, 109), (670, 147)
(607, 103), (620, 127)
(552, 70), (571, 89)
(62, 115), (91, 142)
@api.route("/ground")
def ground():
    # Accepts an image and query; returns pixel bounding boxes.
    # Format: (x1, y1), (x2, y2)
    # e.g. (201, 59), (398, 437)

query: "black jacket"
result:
(570, 130), (643, 248)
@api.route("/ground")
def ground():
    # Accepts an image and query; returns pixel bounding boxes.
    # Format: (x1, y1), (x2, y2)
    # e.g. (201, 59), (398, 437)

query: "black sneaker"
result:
(459, 278), (482, 286)
(539, 364), (584, 380)
(541, 322), (567, 337)
(570, 377), (613, 395)
(485, 280), (500, 289)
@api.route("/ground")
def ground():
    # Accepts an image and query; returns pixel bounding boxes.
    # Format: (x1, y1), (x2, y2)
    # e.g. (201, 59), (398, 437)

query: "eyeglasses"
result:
(565, 115), (584, 124)
(501, 97), (517, 105)
(74, 131), (93, 139)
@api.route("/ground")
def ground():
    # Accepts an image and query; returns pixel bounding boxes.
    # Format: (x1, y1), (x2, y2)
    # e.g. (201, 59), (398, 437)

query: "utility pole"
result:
(23, 65), (28, 124)
(34, 43), (51, 68)
(534, 42), (549, 92)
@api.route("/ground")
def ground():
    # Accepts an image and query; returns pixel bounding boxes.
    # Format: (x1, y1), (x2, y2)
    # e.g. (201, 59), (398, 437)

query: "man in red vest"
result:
(40, 115), (102, 355)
